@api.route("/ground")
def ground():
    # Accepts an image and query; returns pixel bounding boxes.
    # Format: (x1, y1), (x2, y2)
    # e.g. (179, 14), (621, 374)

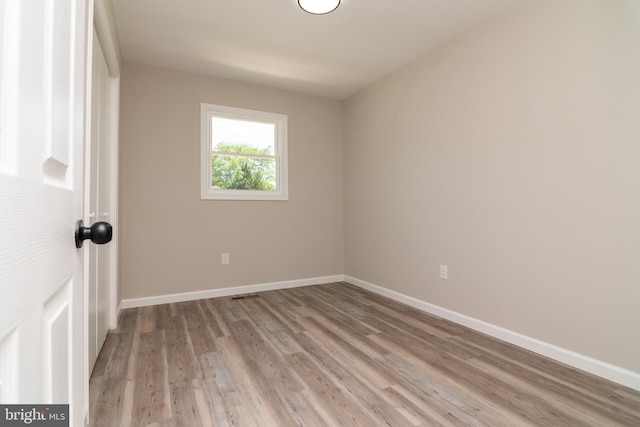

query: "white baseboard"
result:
(118, 275), (344, 311)
(344, 275), (640, 392)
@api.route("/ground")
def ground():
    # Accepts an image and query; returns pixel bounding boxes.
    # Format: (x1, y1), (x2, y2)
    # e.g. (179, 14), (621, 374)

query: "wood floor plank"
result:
(90, 282), (640, 426)
(285, 352), (384, 427)
(382, 384), (450, 427)
(165, 315), (202, 383)
(91, 331), (134, 379)
(89, 377), (128, 427)
(371, 322), (588, 426)
(450, 331), (640, 423)
(292, 331), (412, 426)
(242, 297), (306, 353)
(214, 335), (282, 426)
(466, 356), (629, 426)
(227, 318), (307, 395)
(129, 330), (171, 425)
(294, 318), (397, 391)
(181, 302), (219, 355)
(135, 305), (161, 333)
(472, 350), (640, 425)
(197, 298), (230, 338)
(197, 352), (245, 427)
(378, 351), (522, 426)
(280, 389), (339, 427)
(168, 379), (214, 427)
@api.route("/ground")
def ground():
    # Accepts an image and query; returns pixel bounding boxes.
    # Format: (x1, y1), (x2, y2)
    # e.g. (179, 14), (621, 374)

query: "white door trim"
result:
(82, 1), (120, 419)
(107, 76), (119, 329)
(90, 0), (120, 330)
(93, 0), (121, 78)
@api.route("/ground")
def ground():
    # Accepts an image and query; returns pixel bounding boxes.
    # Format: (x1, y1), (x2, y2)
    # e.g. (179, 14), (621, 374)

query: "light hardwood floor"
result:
(89, 282), (640, 426)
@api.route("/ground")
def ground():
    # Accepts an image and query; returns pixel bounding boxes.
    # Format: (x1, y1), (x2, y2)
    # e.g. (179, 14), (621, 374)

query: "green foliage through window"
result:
(211, 143), (276, 191)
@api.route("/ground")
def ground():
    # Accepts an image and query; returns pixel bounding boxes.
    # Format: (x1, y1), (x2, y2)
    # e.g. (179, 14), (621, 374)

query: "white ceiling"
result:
(111, 0), (519, 99)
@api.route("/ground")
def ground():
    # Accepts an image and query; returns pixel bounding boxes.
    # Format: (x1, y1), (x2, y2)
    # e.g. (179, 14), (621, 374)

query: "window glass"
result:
(201, 104), (288, 200)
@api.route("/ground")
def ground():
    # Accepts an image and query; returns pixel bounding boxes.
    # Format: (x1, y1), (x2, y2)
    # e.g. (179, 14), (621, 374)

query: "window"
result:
(201, 103), (288, 200)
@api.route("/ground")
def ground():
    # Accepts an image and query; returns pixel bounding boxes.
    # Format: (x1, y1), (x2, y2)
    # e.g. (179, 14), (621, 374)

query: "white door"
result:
(88, 29), (112, 371)
(0, 0), (90, 425)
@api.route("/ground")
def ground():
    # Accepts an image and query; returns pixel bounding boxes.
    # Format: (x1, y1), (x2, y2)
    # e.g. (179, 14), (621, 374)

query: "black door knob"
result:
(75, 219), (112, 248)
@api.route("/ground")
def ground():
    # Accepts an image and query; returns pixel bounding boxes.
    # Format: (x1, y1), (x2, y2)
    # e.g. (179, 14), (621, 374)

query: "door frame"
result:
(90, 0), (120, 328)
(83, 0), (120, 410)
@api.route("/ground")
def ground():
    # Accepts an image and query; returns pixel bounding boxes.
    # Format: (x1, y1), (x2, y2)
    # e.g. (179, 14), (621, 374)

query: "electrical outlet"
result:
(222, 253), (230, 265)
(440, 265), (448, 280)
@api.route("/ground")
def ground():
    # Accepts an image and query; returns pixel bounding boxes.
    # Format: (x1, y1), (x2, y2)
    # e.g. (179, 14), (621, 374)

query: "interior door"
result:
(88, 29), (112, 371)
(0, 0), (90, 424)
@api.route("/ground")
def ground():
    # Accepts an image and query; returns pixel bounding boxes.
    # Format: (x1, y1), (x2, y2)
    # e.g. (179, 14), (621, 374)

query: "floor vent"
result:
(231, 294), (259, 300)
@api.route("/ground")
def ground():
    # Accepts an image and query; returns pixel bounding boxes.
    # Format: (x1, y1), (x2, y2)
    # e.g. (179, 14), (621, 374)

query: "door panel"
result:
(46, 0), (72, 173)
(0, 0), (89, 424)
(0, 0), (18, 176)
(0, 328), (18, 402)
(43, 281), (71, 404)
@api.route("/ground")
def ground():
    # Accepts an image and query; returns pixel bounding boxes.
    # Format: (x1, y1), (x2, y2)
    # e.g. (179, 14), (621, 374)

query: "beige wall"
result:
(344, 0), (640, 372)
(119, 63), (343, 300)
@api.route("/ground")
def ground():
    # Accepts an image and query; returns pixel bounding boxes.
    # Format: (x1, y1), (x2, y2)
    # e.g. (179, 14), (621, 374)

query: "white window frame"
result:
(201, 103), (288, 201)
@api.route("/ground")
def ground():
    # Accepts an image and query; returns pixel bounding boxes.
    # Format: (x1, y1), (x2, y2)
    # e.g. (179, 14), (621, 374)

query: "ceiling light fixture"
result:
(298, 0), (341, 15)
